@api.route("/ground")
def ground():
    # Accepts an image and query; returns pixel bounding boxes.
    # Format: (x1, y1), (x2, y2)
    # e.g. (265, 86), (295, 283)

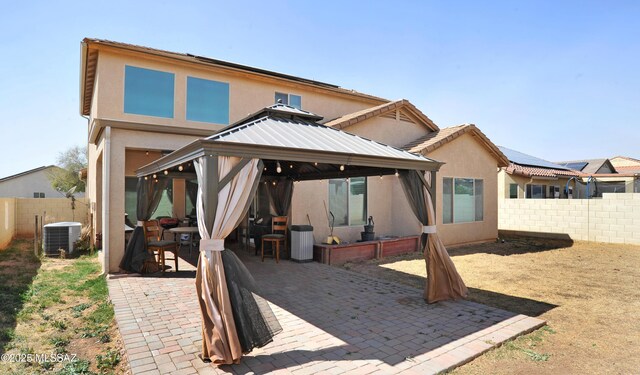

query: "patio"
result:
(108, 248), (545, 374)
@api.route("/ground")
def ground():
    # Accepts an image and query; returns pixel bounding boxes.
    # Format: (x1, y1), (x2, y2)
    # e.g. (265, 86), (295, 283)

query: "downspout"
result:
(101, 126), (111, 274)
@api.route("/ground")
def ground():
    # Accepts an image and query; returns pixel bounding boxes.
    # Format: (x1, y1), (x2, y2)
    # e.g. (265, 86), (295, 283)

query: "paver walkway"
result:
(108, 249), (544, 374)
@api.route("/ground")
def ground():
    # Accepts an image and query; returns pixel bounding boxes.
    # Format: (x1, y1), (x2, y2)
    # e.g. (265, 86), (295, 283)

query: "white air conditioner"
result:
(43, 222), (82, 256)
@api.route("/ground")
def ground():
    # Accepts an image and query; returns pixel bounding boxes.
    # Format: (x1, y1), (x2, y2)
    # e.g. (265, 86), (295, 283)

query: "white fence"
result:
(499, 193), (640, 245)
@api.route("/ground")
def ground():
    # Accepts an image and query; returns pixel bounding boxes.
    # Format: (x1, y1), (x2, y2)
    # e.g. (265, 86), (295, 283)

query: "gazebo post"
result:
(201, 156), (219, 230)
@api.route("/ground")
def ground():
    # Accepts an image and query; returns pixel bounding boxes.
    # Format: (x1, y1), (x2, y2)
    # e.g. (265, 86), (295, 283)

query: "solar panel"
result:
(498, 146), (570, 170)
(561, 162), (588, 171)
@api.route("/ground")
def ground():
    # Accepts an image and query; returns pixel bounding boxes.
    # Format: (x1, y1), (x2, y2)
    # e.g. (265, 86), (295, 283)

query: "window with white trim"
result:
(443, 177), (483, 224)
(275, 92), (302, 109)
(328, 177), (367, 226)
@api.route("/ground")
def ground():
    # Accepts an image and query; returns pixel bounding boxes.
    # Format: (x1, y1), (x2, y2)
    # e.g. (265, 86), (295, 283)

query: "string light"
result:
(314, 162), (318, 166)
(379, 175), (383, 180)
(289, 164), (293, 169)
(145, 151), (149, 156)
(152, 174), (157, 179)
(178, 165), (183, 172)
(164, 170), (168, 175)
(339, 165), (345, 171)
(144, 176), (148, 180)
(272, 181), (276, 186)
(395, 169), (399, 177)
(276, 161), (282, 174)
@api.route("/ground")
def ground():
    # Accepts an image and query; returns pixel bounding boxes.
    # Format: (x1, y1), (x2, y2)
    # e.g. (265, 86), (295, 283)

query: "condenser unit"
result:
(43, 222), (82, 256)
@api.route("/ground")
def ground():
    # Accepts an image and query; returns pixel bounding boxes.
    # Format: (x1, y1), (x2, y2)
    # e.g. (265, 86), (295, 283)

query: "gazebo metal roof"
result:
(137, 104), (443, 180)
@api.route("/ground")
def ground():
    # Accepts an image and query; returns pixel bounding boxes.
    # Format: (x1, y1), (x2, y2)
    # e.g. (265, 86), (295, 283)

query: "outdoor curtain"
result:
(119, 177), (170, 273)
(194, 156), (281, 365)
(267, 179), (294, 216)
(399, 170), (468, 303)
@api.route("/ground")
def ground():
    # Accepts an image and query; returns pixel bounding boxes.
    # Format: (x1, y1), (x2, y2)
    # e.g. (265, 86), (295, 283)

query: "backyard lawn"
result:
(344, 237), (640, 374)
(0, 240), (127, 374)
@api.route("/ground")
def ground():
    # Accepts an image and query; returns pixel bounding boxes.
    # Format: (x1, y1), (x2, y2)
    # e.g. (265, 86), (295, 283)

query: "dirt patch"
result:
(344, 237), (640, 374)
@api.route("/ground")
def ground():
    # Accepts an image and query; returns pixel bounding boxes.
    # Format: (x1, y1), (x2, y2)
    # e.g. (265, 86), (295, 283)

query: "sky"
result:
(0, 0), (638, 179)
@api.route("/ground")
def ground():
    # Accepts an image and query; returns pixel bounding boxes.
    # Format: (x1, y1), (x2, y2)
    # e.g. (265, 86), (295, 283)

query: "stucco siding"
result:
(0, 167), (74, 198)
(0, 198), (16, 249)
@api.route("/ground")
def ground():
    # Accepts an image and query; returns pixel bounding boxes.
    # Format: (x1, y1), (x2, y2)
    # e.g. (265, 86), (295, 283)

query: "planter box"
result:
(313, 235), (420, 266)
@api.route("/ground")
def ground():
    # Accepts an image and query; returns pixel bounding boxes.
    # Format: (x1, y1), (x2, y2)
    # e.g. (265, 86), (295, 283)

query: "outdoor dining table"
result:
(168, 226), (199, 255)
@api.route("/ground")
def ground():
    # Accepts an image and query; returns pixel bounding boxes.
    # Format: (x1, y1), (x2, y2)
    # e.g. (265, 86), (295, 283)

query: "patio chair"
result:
(261, 216), (288, 263)
(143, 220), (179, 273)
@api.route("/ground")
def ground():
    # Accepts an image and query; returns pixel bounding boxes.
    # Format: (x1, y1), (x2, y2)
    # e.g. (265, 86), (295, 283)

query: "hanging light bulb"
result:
(178, 165), (183, 172)
(145, 151), (149, 156)
(340, 165), (345, 171)
(144, 176), (148, 180)
(314, 162), (318, 166)
(289, 164), (293, 169)
(164, 170), (168, 175)
(152, 174), (157, 179)
(264, 167), (267, 171)
(395, 169), (399, 177)
(272, 181), (276, 186)
(379, 175), (383, 180)
(276, 161), (282, 174)
(154, 179), (158, 183)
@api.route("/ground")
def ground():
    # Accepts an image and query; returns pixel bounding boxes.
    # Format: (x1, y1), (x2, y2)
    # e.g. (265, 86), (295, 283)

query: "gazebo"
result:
(124, 104), (468, 365)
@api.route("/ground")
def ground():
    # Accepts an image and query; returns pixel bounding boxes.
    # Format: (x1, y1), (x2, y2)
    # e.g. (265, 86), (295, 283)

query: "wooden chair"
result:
(261, 216), (288, 263)
(143, 220), (179, 273)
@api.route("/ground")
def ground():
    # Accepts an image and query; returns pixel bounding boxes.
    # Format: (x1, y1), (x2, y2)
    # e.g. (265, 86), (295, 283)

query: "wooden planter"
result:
(313, 235), (420, 266)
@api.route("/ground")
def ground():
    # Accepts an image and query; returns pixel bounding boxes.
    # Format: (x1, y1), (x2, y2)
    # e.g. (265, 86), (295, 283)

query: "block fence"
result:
(499, 193), (640, 245)
(0, 198), (89, 248)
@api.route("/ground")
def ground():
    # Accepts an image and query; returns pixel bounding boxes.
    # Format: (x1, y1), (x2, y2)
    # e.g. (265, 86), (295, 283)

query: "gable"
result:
(342, 114), (432, 148)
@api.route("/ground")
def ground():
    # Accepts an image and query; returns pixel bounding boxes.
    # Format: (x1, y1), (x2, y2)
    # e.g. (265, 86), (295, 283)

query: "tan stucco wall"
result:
(344, 116), (431, 148)
(92, 48), (382, 136)
(499, 193), (640, 244)
(498, 170), (573, 199)
(0, 167), (80, 198)
(0, 198), (16, 249)
(426, 133), (500, 246)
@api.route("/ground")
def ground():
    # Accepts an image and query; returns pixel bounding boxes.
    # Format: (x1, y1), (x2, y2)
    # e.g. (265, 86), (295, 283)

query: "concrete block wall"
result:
(0, 198), (17, 249)
(15, 198), (89, 237)
(499, 193), (640, 245)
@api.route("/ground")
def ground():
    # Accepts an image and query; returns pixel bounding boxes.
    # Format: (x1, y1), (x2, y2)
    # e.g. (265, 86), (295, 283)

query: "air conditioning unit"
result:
(43, 222), (82, 256)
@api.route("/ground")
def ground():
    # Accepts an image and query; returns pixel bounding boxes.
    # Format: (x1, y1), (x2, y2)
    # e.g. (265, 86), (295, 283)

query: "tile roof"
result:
(505, 163), (581, 178)
(403, 124), (509, 167)
(323, 99), (439, 132)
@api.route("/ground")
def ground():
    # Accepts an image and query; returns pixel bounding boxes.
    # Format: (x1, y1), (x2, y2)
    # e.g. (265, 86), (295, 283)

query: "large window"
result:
(443, 177), (483, 224)
(328, 177), (367, 226)
(526, 184), (547, 199)
(125, 177), (174, 222)
(275, 92), (302, 109)
(124, 65), (174, 118)
(186, 77), (230, 124)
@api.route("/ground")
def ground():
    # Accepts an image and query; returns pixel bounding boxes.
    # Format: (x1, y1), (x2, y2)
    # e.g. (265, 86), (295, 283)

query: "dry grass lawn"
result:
(344, 237), (640, 374)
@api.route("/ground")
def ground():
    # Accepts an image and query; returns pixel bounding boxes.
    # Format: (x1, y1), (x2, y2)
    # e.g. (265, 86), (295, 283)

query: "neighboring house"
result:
(610, 156), (640, 174)
(80, 38), (507, 272)
(0, 165), (69, 198)
(556, 159), (617, 174)
(498, 147), (580, 199)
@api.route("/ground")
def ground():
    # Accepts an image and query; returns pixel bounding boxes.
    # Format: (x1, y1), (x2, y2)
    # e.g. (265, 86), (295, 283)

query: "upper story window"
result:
(187, 77), (230, 124)
(124, 65), (175, 118)
(443, 177), (483, 224)
(275, 92), (302, 109)
(329, 177), (367, 226)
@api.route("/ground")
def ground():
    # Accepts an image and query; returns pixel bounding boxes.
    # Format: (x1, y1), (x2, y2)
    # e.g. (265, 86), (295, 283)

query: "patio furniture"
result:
(261, 216), (288, 263)
(168, 226), (199, 256)
(143, 220), (179, 272)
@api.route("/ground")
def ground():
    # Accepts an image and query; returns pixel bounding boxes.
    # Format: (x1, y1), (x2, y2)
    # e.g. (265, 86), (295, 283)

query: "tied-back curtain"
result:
(399, 170), (468, 303)
(267, 179), (294, 216)
(194, 156), (281, 365)
(119, 177), (170, 273)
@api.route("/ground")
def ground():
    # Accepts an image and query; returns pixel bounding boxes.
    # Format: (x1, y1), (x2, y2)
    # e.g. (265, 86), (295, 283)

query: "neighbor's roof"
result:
(0, 165), (57, 183)
(402, 124), (509, 167)
(499, 146), (570, 170)
(324, 99), (439, 132)
(136, 105), (443, 178)
(505, 163), (581, 179)
(556, 159), (616, 174)
(80, 38), (388, 116)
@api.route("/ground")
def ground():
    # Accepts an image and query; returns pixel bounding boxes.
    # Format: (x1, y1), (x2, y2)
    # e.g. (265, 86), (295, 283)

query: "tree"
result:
(48, 146), (88, 194)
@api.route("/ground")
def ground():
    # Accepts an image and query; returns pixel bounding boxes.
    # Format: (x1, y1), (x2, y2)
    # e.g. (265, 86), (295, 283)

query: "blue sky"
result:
(1, 1), (638, 179)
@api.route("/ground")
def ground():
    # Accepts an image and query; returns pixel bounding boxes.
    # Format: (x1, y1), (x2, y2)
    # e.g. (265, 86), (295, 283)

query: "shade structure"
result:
(132, 104), (465, 365)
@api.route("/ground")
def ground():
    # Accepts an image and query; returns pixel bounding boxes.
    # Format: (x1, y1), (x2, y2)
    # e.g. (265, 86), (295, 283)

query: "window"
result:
(275, 92), (302, 109)
(548, 185), (560, 198)
(186, 76), (230, 124)
(125, 177), (174, 222)
(328, 177), (367, 226)
(526, 184), (547, 199)
(443, 178), (483, 224)
(33, 192), (45, 198)
(509, 183), (518, 199)
(124, 65), (174, 118)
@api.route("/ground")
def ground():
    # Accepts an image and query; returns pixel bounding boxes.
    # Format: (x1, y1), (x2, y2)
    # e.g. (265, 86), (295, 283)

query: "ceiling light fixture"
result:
(339, 165), (345, 171)
(276, 161), (282, 174)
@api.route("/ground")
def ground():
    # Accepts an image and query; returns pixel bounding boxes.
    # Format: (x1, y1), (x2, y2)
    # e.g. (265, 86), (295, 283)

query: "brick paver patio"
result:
(108, 248), (545, 374)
